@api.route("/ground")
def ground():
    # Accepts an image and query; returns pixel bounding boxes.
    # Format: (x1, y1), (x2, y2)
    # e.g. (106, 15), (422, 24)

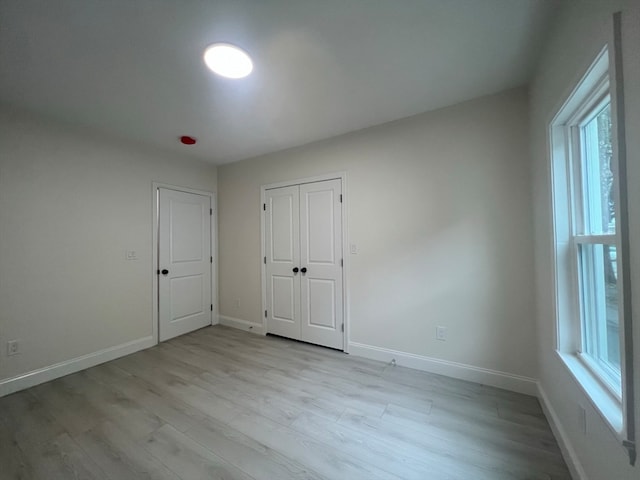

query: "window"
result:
(550, 46), (628, 433)
(573, 98), (621, 392)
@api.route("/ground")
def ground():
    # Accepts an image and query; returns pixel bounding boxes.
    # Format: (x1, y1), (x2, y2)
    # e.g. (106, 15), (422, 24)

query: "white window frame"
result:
(567, 89), (622, 395)
(549, 46), (630, 440)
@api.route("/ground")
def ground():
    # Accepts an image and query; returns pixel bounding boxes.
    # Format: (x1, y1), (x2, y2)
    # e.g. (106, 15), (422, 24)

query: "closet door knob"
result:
(292, 267), (299, 273)
(161, 269), (169, 275)
(300, 267), (307, 273)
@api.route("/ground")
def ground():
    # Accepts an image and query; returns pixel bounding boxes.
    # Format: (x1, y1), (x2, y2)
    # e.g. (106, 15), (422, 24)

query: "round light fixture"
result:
(203, 43), (253, 79)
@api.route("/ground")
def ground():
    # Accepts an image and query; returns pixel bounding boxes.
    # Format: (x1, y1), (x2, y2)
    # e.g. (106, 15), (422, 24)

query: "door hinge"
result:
(210, 208), (213, 215)
(263, 203), (266, 211)
(341, 323), (344, 332)
(341, 258), (343, 267)
(264, 256), (267, 264)
(211, 304), (213, 311)
(265, 310), (268, 318)
(210, 256), (213, 263)
(339, 194), (343, 203)
(156, 269), (160, 275)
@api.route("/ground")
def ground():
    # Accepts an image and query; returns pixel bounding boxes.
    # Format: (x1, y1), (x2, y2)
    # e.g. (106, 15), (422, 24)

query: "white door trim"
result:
(152, 182), (217, 345)
(260, 172), (350, 352)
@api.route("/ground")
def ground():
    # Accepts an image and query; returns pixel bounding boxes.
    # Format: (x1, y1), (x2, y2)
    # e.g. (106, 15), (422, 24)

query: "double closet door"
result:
(265, 179), (344, 350)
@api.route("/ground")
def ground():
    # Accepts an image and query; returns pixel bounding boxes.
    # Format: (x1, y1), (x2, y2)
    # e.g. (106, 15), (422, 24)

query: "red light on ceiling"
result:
(180, 136), (197, 145)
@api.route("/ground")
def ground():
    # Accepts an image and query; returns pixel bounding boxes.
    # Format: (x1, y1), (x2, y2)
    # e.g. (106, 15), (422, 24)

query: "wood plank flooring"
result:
(0, 325), (571, 479)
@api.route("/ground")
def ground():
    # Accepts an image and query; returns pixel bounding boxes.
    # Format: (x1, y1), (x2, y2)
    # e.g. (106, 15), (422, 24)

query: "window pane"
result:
(579, 243), (621, 385)
(581, 103), (615, 234)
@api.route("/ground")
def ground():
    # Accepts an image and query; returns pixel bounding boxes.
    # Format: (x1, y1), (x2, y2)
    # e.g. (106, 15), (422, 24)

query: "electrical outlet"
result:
(125, 250), (138, 260)
(350, 243), (358, 254)
(7, 340), (20, 356)
(436, 326), (447, 341)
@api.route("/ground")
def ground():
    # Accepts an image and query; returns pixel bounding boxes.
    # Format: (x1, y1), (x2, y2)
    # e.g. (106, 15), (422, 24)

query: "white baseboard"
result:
(218, 315), (265, 335)
(348, 341), (538, 396)
(537, 382), (588, 480)
(0, 336), (155, 397)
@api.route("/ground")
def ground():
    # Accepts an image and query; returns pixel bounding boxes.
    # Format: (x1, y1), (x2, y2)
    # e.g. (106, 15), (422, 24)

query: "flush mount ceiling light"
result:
(203, 43), (253, 79)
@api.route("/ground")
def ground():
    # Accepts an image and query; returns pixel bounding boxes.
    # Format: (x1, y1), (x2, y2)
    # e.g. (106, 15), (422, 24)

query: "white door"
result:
(159, 188), (212, 341)
(299, 179), (343, 349)
(265, 179), (343, 350)
(265, 186), (301, 340)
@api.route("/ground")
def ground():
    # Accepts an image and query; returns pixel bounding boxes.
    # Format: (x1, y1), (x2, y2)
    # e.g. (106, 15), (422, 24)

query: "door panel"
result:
(270, 194), (296, 263)
(265, 186), (300, 340)
(170, 201), (204, 263)
(159, 188), (211, 341)
(170, 275), (204, 320)
(306, 189), (336, 264)
(307, 278), (336, 328)
(271, 276), (296, 322)
(299, 179), (343, 349)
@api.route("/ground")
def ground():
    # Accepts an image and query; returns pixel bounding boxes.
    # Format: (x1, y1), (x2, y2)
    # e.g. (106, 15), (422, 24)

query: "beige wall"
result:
(0, 107), (217, 383)
(530, 1), (640, 479)
(218, 88), (538, 379)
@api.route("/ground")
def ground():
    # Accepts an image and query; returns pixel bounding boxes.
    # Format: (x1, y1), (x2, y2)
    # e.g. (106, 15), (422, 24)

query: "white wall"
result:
(218, 88), (538, 386)
(530, 1), (640, 478)
(0, 107), (217, 388)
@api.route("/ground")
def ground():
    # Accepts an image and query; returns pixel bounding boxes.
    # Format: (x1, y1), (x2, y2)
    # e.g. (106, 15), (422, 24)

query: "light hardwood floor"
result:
(0, 325), (571, 480)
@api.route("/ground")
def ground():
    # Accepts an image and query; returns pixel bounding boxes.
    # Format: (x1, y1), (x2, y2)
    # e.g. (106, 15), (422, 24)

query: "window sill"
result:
(556, 350), (624, 438)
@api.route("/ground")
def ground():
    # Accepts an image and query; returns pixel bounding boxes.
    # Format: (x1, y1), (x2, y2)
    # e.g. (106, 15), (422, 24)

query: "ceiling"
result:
(0, 0), (556, 164)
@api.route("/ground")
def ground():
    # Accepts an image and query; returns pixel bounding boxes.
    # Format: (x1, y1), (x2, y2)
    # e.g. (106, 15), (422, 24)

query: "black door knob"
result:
(292, 267), (299, 273)
(300, 267), (307, 273)
(161, 269), (169, 275)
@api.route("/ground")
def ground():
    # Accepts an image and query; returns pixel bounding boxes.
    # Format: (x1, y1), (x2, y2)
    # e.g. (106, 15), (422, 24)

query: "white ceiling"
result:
(0, 0), (556, 164)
